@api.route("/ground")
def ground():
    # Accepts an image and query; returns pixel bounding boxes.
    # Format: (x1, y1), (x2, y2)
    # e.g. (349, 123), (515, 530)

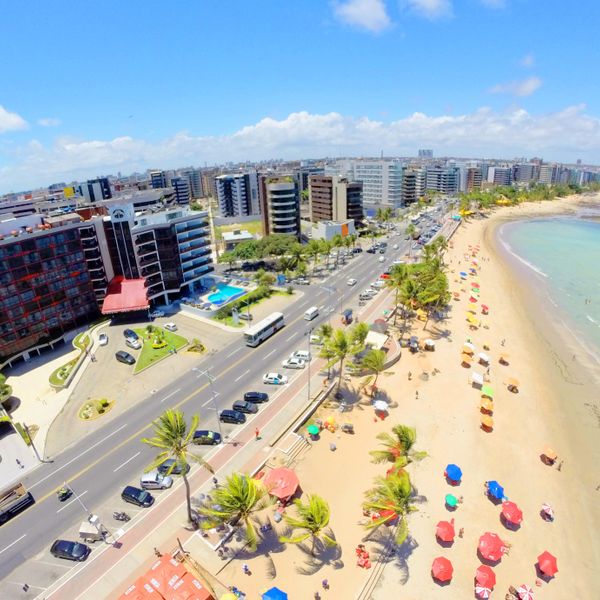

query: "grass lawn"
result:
(214, 290), (292, 328)
(214, 220), (263, 240)
(133, 327), (188, 373)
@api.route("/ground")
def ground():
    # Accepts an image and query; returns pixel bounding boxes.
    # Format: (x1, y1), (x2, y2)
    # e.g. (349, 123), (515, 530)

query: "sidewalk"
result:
(41, 286), (395, 600)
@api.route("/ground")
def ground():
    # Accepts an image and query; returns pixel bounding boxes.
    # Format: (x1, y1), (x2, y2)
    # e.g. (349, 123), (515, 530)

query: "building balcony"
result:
(135, 232), (155, 245)
(139, 252), (159, 267)
(79, 229), (96, 241)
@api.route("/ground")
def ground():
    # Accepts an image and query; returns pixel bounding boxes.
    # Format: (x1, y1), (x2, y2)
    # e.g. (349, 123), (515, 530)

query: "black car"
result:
(123, 328), (139, 340)
(379, 248), (386, 254)
(232, 400), (259, 414)
(352, 247), (363, 253)
(192, 430), (222, 445)
(50, 540), (91, 562)
(157, 459), (191, 475)
(244, 391), (269, 404)
(366, 248), (376, 254)
(219, 409), (246, 424)
(121, 485), (154, 507)
(115, 350), (136, 365)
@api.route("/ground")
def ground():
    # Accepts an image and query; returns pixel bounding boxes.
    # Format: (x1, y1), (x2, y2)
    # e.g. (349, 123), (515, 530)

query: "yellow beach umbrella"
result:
(480, 398), (494, 412)
(481, 415), (494, 429)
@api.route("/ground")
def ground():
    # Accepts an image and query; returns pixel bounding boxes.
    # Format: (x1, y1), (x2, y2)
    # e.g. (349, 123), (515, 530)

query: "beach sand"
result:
(216, 195), (600, 599)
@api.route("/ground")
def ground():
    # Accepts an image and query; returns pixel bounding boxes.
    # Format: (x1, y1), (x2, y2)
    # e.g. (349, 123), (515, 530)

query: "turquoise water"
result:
(207, 283), (245, 305)
(500, 217), (600, 358)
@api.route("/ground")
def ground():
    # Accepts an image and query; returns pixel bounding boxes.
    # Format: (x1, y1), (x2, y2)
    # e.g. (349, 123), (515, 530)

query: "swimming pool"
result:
(207, 283), (246, 306)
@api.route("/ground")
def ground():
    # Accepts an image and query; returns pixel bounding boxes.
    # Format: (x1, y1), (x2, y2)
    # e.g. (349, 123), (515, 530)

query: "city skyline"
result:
(2, 0), (600, 192)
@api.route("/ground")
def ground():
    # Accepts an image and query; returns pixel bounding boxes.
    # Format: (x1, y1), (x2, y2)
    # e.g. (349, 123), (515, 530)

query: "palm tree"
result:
(350, 321), (370, 347)
(279, 494), (337, 556)
(387, 263), (409, 326)
(319, 239), (332, 269)
(288, 242), (306, 270)
(320, 328), (360, 393)
(198, 473), (271, 550)
(369, 424), (427, 465)
(317, 322), (333, 342)
(142, 409), (214, 524)
(361, 349), (386, 395)
(306, 239), (322, 277)
(362, 471), (416, 545)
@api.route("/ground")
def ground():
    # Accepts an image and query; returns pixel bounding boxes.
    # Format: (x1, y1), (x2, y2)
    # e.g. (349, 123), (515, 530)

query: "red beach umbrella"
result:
(502, 501), (523, 525)
(436, 520), (455, 542)
(432, 556), (453, 582)
(469, 296), (478, 303)
(537, 551), (558, 576)
(478, 532), (506, 562)
(475, 564), (496, 588)
(481, 304), (489, 311)
(471, 282), (479, 287)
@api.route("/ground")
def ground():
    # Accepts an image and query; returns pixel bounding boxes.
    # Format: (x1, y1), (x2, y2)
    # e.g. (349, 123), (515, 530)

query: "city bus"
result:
(244, 312), (285, 347)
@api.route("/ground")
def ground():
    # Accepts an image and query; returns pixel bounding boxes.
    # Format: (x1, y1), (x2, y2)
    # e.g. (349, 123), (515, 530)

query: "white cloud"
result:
(0, 105), (28, 133)
(488, 76), (542, 97)
(2, 106), (600, 192)
(480, 0), (506, 8)
(37, 117), (62, 127)
(333, 0), (392, 32)
(520, 53), (535, 68)
(402, 0), (453, 19)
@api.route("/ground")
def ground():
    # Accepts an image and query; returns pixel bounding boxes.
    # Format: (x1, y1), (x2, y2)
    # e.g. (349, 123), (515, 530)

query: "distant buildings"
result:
(259, 175), (300, 239)
(401, 168), (426, 205)
(150, 170), (169, 189)
(308, 175), (363, 224)
(425, 165), (460, 194)
(170, 176), (191, 205)
(487, 166), (512, 186)
(418, 149), (434, 159)
(77, 177), (112, 203)
(466, 167), (483, 192)
(180, 168), (203, 199)
(215, 172), (260, 217)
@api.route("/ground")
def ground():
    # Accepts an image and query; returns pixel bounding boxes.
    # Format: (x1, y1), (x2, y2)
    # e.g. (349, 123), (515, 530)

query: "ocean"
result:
(498, 217), (600, 363)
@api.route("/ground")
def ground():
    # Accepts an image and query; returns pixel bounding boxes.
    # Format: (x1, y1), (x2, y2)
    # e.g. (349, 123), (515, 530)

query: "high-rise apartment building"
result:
(352, 160), (404, 208)
(294, 166), (325, 196)
(170, 176), (191, 205)
(418, 149), (434, 159)
(487, 167), (512, 186)
(425, 165), (460, 194)
(514, 163), (536, 183)
(201, 169), (219, 198)
(537, 164), (554, 185)
(77, 177), (112, 203)
(215, 172), (260, 217)
(401, 168), (425, 205)
(150, 170), (168, 189)
(259, 175), (300, 239)
(466, 167), (483, 192)
(180, 169), (203, 199)
(308, 175), (363, 224)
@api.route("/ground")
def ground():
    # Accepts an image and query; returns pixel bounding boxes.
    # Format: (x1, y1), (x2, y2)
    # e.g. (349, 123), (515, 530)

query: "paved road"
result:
(0, 231), (419, 592)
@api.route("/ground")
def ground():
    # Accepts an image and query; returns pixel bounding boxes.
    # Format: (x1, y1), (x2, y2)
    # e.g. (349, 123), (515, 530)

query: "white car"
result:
(347, 278), (357, 286)
(164, 322), (178, 332)
(263, 372), (289, 385)
(291, 350), (311, 361)
(371, 280), (385, 289)
(393, 244), (399, 249)
(149, 310), (165, 318)
(309, 335), (323, 346)
(281, 357), (306, 369)
(378, 256), (385, 263)
(98, 333), (108, 346)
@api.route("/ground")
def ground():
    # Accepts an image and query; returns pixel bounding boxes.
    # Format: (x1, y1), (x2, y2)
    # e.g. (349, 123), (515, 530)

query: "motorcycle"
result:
(57, 487), (72, 502)
(113, 511), (131, 522)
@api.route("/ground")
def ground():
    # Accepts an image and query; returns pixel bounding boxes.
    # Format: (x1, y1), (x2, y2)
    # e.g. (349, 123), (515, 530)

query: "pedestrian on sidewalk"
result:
(154, 547), (162, 557)
(212, 477), (219, 487)
(255, 428), (260, 441)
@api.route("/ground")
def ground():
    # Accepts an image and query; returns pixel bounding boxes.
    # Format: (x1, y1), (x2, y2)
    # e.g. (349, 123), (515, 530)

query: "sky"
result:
(1, 0), (600, 192)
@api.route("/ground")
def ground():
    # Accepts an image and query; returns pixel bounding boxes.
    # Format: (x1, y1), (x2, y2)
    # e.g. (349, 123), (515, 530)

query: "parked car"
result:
(157, 459), (190, 476)
(125, 338), (141, 350)
(232, 400), (259, 414)
(263, 372), (288, 385)
(296, 278), (309, 285)
(219, 409), (246, 424)
(347, 278), (357, 286)
(366, 248), (376, 254)
(123, 328), (138, 340)
(140, 471), (173, 490)
(309, 334), (323, 346)
(393, 244), (399, 250)
(121, 485), (154, 507)
(164, 322), (178, 332)
(50, 540), (90, 562)
(291, 350), (311, 361)
(115, 350), (135, 365)
(98, 333), (108, 346)
(282, 357), (306, 369)
(243, 391), (269, 403)
(239, 313), (253, 321)
(352, 247), (363, 253)
(192, 430), (222, 445)
(149, 310), (165, 318)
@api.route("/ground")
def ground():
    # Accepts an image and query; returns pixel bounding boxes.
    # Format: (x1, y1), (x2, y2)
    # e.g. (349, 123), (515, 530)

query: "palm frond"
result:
(279, 532), (311, 545)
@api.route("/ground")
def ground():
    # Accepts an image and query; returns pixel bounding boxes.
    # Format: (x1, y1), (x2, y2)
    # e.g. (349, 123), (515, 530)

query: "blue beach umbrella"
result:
(459, 271), (468, 277)
(445, 464), (462, 482)
(262, 587), (288, 600)
(487, 480), (504, 500)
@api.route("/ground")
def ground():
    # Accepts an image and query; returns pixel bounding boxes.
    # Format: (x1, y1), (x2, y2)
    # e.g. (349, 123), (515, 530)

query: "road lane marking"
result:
(113, 452), (141, 473)
(285, 332), (298, 342)
(201, 391), (221, 408)
(29, 423), (129, 490)
(233, 369), (250, 383)
(262, 349), (277, 361)
(226, 347), (241, 358)
(56, 491), (88, 514)
(160, 388), (181, 403)
(0, 535), (26, 556)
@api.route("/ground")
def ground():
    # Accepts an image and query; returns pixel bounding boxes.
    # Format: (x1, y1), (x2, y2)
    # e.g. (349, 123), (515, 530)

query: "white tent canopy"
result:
(365, 330), (388, 350)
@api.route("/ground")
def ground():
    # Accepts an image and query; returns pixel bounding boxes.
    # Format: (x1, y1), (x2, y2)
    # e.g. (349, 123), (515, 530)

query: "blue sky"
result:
(1, 0), (600, 192)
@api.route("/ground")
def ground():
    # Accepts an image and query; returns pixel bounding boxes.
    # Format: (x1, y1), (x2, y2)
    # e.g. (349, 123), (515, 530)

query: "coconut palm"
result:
(198, 473), (272, 550)
(386, 263), (410, 326)
(362, 471), (416, 545)
(361, 349), (387, 395)
(350, 321), (370, 347)
(306, 239), (322, 277)
(142, 409), (214, 524)
(369, 424), (427, 465)
(317, 322), (333, 342)
(320, 328), (361, 393)
(288, 242), (306, 270)
(279, 494), (337, 556)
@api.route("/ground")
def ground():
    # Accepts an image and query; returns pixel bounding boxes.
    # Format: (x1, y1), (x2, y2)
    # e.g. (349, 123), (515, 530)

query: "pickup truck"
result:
(0, 482), (34, 524)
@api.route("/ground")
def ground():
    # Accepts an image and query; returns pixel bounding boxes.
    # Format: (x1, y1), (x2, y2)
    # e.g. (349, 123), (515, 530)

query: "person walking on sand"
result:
(242, 563), (250, 575)
(501, 339), (506, 347)
(415, 391), (419, 400)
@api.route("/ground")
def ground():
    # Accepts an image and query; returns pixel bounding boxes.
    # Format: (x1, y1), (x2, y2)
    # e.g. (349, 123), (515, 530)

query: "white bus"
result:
(244, 312), (285, 347)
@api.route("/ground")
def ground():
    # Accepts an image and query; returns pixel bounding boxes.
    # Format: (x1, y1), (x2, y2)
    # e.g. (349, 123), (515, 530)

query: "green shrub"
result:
(14, 422), (31, 446)
(287, 286), (294, 295)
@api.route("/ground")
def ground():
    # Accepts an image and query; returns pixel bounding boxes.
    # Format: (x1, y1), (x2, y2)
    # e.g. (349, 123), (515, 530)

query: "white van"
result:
(291, 350), (311, 361)
(304, 306), (319, 321)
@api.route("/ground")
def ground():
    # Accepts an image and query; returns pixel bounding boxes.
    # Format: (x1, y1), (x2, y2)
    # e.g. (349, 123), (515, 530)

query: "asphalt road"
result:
(0, 230), (419, 588)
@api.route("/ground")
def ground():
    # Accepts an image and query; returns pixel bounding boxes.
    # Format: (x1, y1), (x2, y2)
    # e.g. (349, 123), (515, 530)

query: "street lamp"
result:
(306, 327), (312, 405)
(195, 368), (223, 438)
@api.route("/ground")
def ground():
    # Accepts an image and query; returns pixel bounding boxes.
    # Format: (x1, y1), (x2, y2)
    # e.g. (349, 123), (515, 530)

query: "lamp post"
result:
(306, 327), (312, 405)
(195, 368), (223, 438)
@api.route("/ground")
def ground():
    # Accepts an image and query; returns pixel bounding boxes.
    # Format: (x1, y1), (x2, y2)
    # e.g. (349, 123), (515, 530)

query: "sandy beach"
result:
(215, 194), (600, 599)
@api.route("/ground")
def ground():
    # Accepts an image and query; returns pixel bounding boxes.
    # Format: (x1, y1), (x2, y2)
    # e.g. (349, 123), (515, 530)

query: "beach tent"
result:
(542, 447), (557, 464)
(436, 520), (455, 542)
(501, 501), (523, 525)
(516, 584), (535, 600)
(486, 480), (504, 500)
(475, 565), (496, 588)
(431, 557), (454, 582)
(478, 532), (506, 562)
(445, 464), (462, 482)
(373, 400), (389, 413)
(478, 352), (490, 365)
(461, 353), (473, 366)
(471, 372), (484, 387)
(481, 385), (494, 399)
(537, 551), (558, 577)
(262, 588), (288, 600)
(463, 342), (476, 354)
(499, 353), (509, 365)
(480, 398), (494, 413)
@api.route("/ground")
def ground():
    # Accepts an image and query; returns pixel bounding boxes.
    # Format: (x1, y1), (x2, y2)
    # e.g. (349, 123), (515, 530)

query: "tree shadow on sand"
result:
(276, 530), (344, 576)
(362, 529), (419, 585)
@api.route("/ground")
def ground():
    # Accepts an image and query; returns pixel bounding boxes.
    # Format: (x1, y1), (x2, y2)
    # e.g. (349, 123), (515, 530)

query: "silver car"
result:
(140, 471), (173, 490)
